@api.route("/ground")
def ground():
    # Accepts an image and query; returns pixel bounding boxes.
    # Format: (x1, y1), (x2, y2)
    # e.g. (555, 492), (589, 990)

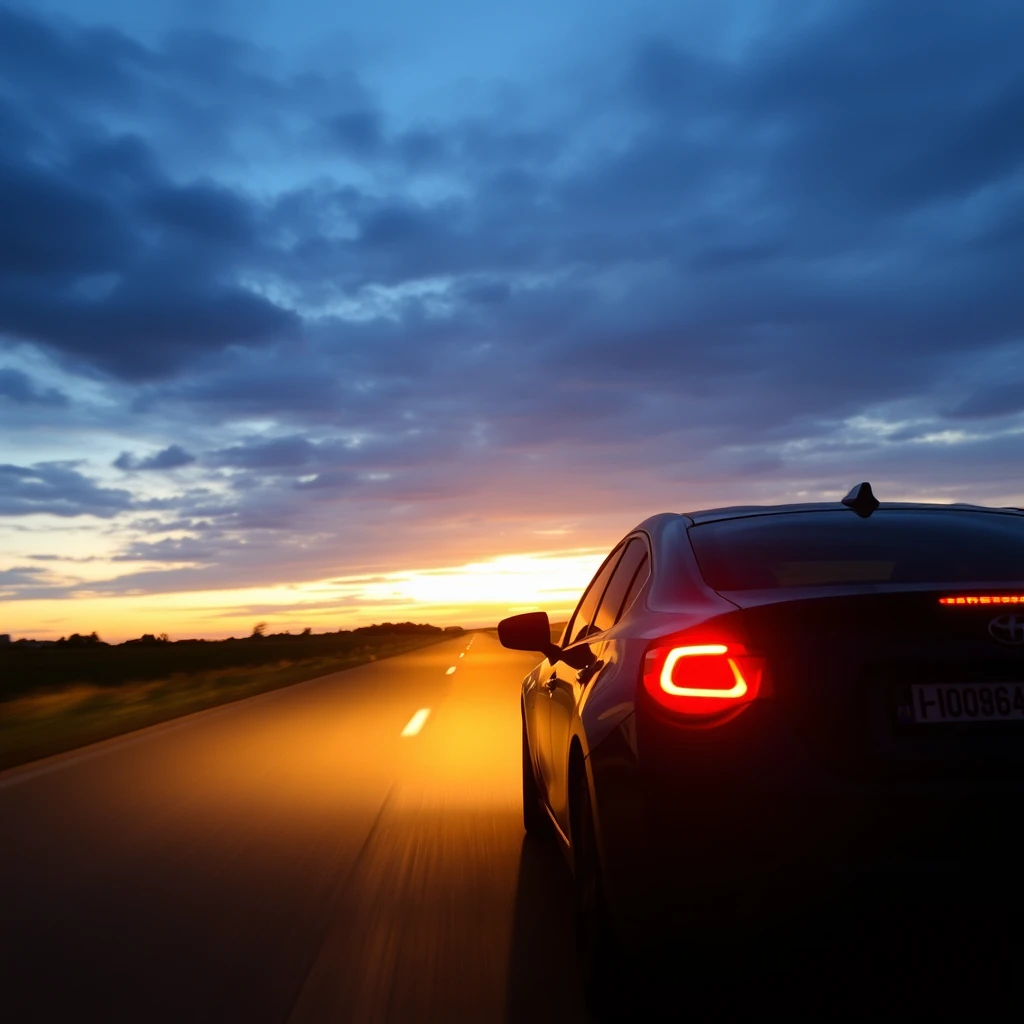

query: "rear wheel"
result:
(522, 715), (548, 837)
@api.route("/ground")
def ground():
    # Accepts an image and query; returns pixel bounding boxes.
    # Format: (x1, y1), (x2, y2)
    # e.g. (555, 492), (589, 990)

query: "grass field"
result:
(0, 632), (454, 772)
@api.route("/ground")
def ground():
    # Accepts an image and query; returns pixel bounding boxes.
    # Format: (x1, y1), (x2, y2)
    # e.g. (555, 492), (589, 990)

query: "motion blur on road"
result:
(2, 632), (1022, 1022)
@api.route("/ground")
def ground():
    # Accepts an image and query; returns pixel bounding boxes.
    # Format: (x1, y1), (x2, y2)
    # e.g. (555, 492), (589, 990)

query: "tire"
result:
(571, 773), (625, 1016)
(522, 715), (549, 837)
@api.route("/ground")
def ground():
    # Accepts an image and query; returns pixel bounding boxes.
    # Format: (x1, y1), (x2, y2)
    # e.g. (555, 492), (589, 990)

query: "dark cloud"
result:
(0, 462), (134, 517)
(0, 159), (135, 277)
(948, 382), (1024, 420)
(735, 1), (1024, 211)
(0, 7), (301, 381)
(211, 436), (316, 470)
(112, 535), (234, 562)
(114, 444), (197, 471)
(0, 565), (52, 585)
(326, 110), (384, 154)
(143, 181), (255, 245)
(0, 368), (69, 406)
(0, 6), (148, 105)
(0, 563), (70, 600)
(3, 280), (298, 380)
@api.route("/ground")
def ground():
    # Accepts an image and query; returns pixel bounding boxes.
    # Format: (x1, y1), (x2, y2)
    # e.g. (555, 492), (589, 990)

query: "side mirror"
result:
(498, 611), (561, 662)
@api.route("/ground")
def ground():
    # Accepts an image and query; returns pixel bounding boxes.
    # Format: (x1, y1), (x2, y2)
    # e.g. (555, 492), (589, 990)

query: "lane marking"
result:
(401, 708), (431, 737)
(445, 666), (456, 675)
(0, 648), (432, 791)
(459, 653), (464, 658)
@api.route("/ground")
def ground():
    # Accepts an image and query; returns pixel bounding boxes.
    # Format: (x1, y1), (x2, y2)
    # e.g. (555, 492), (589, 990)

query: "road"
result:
(3, 631), (1023, 1022)
(0, 632), (587, 1023)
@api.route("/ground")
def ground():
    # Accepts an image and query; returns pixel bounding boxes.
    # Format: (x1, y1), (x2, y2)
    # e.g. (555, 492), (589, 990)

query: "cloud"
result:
(0, 565), (52, 585)
(210, 436), (316, 470)
(114, 444), (197, 471)
(143, 181), (256, 246)
(326, 109), (384, 154)
(111, 535), (236, 562)
(0, 159), (136, 278)
(0, 563), (74, 600)
(0, 367), (69, 406)
(0, 8), (301, 381)
(0, 462), (134, 517)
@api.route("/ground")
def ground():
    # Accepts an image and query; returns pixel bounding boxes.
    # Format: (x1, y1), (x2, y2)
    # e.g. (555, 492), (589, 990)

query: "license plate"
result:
(904, 683), (1024, 724)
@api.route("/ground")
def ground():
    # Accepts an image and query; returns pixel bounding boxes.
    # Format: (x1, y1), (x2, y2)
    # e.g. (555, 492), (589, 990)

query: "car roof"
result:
(681, 501), (1024, 526)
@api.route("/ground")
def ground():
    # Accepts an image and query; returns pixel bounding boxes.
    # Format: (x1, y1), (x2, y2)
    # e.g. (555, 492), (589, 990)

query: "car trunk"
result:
(725, 586), (1024, 782)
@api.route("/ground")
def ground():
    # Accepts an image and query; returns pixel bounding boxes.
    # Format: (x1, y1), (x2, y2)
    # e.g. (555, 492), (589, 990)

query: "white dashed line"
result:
(445, 666), (457, 675)
(401, 708), (431, 736)
(459, 653), (464, 658)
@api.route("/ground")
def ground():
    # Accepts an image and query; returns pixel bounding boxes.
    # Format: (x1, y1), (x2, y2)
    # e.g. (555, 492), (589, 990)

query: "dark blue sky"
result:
(2, 0), (1024, 635)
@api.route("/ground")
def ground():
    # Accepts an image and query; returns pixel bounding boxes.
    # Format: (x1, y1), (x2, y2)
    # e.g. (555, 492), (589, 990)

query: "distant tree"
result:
(56, 632), (106, 647)
(301, 627), (312, 637)
(251, 622), (267, 638)
(123, 633), (171, 646)
(352, 621), (443, 636)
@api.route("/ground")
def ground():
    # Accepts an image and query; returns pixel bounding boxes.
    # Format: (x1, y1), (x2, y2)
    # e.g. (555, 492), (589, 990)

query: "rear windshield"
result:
(689, 510), (1024, 591)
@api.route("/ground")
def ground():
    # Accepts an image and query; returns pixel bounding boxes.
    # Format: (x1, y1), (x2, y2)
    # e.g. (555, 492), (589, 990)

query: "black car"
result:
(498, 484), (1024, 1000)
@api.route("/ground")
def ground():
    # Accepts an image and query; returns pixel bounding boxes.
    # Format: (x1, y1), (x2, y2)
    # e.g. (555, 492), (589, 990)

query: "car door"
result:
(535, 547), (623, 819)
(522, 652), (552, 815)
(543, 542), (642, 834)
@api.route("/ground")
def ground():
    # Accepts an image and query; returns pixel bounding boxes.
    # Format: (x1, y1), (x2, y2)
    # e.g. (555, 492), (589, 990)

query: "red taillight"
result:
(939, 595), (1024, 606)
(642, 643), (765, 716)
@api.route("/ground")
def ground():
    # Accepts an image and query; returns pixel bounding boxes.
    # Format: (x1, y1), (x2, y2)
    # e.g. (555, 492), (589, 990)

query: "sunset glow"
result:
(0, 549), (605, 642)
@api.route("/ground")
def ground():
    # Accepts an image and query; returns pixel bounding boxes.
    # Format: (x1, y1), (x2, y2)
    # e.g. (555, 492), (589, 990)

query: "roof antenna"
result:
(841, 481), (879, 518)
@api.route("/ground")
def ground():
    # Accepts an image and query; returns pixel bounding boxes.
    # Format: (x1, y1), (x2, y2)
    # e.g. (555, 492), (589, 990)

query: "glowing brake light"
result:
(643, 643), (765, 716)
(939, 595), (1024, 606)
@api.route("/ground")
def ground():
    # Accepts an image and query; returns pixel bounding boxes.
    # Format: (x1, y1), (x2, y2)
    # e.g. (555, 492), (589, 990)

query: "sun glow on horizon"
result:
(0, 549), (606, 643)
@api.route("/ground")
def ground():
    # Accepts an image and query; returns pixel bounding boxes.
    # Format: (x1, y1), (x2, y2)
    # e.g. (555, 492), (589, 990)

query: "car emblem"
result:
(988, 614), (1024, 645)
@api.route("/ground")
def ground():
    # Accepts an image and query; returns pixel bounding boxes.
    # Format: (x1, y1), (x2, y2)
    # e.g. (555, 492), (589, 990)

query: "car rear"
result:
(632, 506), (1024, 927)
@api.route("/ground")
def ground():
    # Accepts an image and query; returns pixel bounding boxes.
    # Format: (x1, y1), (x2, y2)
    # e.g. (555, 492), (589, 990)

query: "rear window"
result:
(689, 510), (1024, 591)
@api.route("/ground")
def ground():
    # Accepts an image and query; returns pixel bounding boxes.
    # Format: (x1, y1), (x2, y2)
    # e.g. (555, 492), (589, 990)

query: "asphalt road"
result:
(3, 631), (1023, 1022)
(0, 632), (588, 1023)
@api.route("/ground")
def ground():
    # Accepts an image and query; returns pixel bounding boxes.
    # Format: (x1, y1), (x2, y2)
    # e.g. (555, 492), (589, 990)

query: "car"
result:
(498, 483), (1024, 1004)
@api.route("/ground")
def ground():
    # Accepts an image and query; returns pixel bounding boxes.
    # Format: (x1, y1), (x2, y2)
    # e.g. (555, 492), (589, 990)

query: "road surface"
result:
(1, 632), (587, 1022)
(2, 631), (1022, 1022)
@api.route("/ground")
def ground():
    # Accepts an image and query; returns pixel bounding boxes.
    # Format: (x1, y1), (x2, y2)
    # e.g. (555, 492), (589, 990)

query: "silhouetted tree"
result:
(122, 633), (170, 646)
(56, 632), (106, 647)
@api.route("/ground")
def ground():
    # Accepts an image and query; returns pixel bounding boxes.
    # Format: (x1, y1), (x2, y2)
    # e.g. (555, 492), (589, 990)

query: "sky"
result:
(2, 0), (1024, 641)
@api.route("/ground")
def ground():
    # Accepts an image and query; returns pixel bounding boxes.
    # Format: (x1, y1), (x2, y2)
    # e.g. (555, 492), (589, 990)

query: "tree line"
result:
(2, 623), (463, 648)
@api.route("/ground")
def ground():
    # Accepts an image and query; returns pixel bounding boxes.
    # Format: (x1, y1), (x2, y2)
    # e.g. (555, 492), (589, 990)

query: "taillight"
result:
(642, 642), (766, 717)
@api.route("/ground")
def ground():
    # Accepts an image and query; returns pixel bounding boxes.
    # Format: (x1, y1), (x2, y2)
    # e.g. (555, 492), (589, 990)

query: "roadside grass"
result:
(0, 635), (449, 772)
